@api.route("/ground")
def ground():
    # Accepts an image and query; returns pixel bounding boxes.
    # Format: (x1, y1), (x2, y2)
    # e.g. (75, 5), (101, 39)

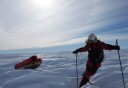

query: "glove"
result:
(73, 49), (79, 54)
(113, 45), (120, 50)
(73, 48), (82, 54)
(116, 45), (120, 50)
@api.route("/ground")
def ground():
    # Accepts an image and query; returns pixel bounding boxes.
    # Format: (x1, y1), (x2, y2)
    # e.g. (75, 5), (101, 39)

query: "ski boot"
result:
(79, 77), (89, 88)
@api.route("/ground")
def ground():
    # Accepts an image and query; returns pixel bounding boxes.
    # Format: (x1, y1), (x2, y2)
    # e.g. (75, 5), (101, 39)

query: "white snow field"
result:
(0, 49), (128, 88)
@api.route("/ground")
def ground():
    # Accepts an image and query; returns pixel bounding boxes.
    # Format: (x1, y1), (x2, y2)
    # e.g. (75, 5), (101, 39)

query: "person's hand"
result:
(116, 45), (120, 50)
(73, 49), (79, 54)
(73, 49), (80, 54)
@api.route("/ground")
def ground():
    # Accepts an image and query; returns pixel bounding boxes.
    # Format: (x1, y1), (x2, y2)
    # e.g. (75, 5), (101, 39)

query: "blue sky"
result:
(0, 0), (128, 52)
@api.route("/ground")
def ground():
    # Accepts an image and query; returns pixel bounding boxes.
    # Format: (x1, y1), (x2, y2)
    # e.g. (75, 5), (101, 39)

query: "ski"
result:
(88, 81), (94, 85)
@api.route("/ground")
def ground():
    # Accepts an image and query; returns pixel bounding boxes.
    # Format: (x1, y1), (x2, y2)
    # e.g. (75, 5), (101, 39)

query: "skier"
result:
(73, 33), (120, 88)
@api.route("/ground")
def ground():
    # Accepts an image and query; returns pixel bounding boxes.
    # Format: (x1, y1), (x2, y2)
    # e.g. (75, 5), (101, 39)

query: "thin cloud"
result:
(0, 0), (128, 50)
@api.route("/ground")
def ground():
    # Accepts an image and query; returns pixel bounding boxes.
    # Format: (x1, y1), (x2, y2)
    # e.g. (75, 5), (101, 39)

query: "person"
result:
(73, 33), (120, 88)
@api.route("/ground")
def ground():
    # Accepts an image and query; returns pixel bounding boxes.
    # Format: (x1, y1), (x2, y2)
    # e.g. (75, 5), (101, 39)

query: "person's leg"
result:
(79, 66), (92, 88)
(79, 64), (99, 88)
(79, 76), (89, 88)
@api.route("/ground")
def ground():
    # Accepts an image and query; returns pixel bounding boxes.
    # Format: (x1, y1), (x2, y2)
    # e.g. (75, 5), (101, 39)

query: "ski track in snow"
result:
(0, 50), (128, 88)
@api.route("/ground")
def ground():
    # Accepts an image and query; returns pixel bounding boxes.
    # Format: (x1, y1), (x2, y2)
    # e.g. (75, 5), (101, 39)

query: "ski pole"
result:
(116, 39), (126, 88)
(76, 53), (79, 88)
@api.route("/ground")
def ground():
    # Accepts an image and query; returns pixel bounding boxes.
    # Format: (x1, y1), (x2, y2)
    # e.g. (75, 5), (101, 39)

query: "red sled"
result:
(15, 55), (42, 69)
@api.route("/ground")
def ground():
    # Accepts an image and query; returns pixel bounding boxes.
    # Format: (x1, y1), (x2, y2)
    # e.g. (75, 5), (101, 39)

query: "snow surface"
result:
(0, 50), (128, 88)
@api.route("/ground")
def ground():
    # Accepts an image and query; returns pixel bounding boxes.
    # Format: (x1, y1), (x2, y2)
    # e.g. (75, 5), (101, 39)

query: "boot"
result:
(79, 77), (89, 88)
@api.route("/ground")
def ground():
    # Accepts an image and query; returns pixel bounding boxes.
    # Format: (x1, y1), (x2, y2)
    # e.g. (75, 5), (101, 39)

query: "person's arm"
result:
(73, 45), (88, 54)
(100, 41), (120, 50)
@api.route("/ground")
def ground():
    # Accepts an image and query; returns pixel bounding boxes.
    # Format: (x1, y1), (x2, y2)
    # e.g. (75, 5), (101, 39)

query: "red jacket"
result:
(78, 40), (117, 63)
